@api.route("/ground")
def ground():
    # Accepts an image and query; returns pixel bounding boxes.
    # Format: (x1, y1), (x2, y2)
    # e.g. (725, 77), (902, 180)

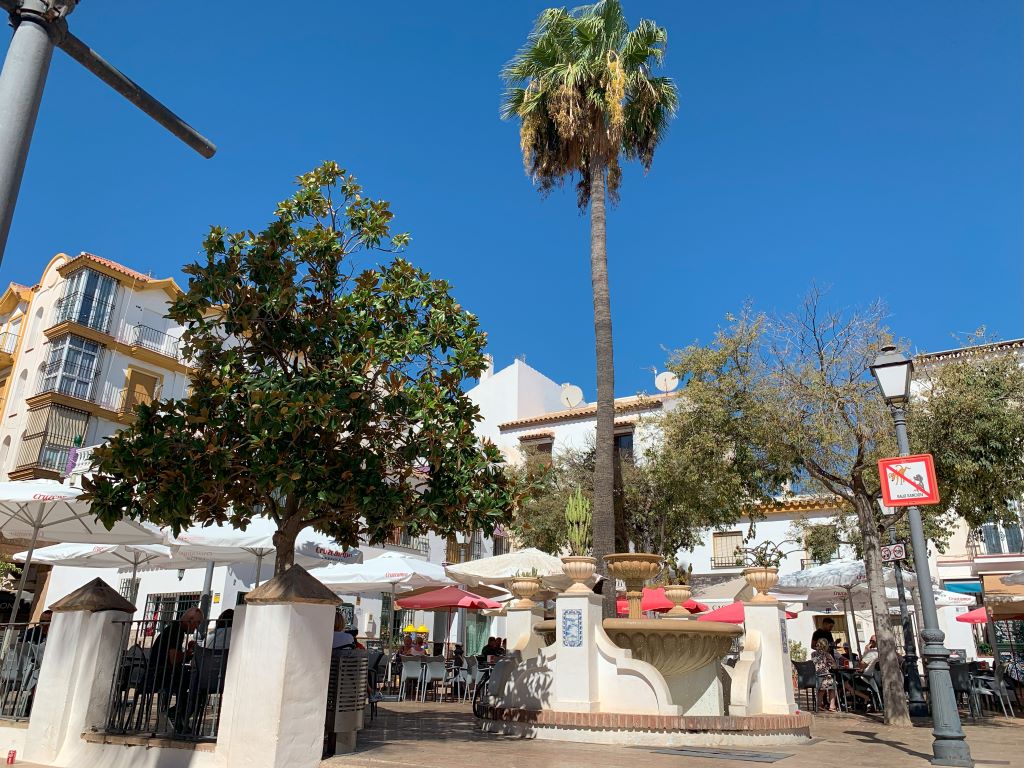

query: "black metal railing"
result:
(711, 555), (742, 569)
(35, 360), (101, 401)
(0, 621), (51, 721)
(129, 325), (181, 361)
(54, 291), (115, 334)
(381, 529), (430, 555)
(105, 616), (232, 742)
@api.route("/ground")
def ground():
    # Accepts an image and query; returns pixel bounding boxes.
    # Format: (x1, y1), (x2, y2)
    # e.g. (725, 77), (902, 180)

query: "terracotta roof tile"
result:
(498, 393), (670, 431)
(77, 252), (152, 282)
(915, 338), (1024, 365)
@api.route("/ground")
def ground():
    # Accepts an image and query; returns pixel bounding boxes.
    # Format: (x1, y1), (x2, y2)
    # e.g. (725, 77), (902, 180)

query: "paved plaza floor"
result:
(322, 702), (1024, 768)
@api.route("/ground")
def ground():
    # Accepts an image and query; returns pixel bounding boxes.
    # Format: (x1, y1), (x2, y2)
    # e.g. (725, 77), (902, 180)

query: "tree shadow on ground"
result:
(844, 729), (934, 762)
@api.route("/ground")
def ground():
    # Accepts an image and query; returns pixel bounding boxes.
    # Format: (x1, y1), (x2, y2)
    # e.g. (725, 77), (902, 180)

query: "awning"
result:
(944, 581), (982, 594)
(982, 574), (1024, 619)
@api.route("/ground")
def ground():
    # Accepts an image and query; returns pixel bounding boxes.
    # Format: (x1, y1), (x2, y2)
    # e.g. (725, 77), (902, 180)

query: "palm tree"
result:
(502, 1), (678, 616)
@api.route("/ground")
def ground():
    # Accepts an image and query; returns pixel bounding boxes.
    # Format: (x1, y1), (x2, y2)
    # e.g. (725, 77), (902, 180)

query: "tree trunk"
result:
(853, 490), (911, 726)
(272, 505), (302, 576)
(589, 159), (617, 619)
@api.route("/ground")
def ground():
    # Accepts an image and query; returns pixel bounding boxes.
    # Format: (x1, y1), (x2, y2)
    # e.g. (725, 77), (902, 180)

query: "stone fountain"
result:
(482, 551), (808, 747)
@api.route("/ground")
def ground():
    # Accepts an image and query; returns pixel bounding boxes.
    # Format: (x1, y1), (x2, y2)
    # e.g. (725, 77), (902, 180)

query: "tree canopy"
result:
(85, 163), (522, 573)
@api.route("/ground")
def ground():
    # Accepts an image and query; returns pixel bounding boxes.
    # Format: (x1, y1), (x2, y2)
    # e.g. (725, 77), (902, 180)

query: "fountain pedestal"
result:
(552, 590), (603, 712)
(726, 601), (797, 716)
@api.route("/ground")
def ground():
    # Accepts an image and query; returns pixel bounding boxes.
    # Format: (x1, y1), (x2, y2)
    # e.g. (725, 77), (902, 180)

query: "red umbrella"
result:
(396, 586), (502, 654)
(615, 587), (708, 616)
(696, 600), (798, 624)
(956, 606), (990, 624)
(395, 585), (501, 610)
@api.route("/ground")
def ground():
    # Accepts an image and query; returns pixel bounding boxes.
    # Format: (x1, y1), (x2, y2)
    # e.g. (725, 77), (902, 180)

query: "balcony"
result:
(114, 386), (159, 420)
(381, 529), (430, 556)
(0, 331), (17, 367)
(711, 555), (742, 569)
(446, 539), (483, 564)
(52, 291), (115, 335)
(124, 324), (183, 364)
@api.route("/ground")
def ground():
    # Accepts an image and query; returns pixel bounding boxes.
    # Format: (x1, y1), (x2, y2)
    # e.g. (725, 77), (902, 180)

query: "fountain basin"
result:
(535, 617), (740, 677)
(602, 619), (741, 676)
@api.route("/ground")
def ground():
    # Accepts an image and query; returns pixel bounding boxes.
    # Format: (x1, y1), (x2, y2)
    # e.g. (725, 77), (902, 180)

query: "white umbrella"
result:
(1002, 571), (1024, 587)
(0, 479), (161, 622)
(315, 551), (450, 594)
(167, 517), (362, 587)
(445, 547), (579, 591)
(13, 542), (195, 582)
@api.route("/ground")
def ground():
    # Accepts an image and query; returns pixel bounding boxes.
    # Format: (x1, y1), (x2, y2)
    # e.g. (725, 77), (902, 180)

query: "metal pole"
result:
(891, 404), (973, 766)
(199, 561), (214, 617)
(889, 525), (928, 716)
(0, 1), (58, 261)
(254, 552), (263, 589)
(844, 587), (863, 655)
(7, 518), (39, 625)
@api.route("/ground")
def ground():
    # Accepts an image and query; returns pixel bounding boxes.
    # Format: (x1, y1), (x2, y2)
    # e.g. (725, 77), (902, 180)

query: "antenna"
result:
(560, 383), (583, 409)
(654, 371), (679, 394)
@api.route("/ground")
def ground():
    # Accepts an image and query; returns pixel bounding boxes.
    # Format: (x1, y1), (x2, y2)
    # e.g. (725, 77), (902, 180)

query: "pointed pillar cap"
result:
(49, 577), (136, 614)
(245, 564), (341, 606)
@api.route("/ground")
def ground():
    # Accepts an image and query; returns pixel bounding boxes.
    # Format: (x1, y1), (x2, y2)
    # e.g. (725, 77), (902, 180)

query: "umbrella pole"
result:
(845, 587), (863, 655)
(7, 520), (39, 626)
(254, 553), (263, 589)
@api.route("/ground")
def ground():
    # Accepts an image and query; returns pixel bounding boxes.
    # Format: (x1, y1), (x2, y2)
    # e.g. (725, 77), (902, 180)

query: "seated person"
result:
(203, 609), (233, 650)
(20, 610), (52, 645)
(480, 636), (498, 658)
(811, 638), (839, 712)
(332, 614), (355, 649)
(811, 617), (836, 652)
(409, 636), (427, 656)
(858, 636), (879, 673)
(349, 628), (366, 650)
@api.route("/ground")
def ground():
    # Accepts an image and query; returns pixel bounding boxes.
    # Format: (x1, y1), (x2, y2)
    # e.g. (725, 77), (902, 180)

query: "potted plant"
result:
(734, 538), (800, 603)
(662, 559), (693, 616)
(561, 487), (597, 593)
(510, 567), (543, 608)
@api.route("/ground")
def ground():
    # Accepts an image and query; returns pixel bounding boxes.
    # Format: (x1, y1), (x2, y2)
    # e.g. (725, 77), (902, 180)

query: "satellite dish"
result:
(560, 383), (584, 408)
(655, 371), (679, 393)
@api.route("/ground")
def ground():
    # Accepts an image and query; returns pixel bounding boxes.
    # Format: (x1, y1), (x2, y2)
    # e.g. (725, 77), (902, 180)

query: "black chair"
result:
(365, 649), (385, 721)
(949, 663), (980, 717)
(793, 660), (819, 712)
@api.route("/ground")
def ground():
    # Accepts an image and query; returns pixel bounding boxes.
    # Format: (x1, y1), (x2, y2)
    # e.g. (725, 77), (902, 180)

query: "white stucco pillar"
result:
(550, 590), (601, 712)
(505, 604), (544, 659)
(218, 565), (340, 768)
(24, 578), (135, 766)
(743, 602), (796, 715)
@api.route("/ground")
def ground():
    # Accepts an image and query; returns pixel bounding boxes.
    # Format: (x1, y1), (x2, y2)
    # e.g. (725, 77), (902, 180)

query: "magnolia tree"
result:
(85, 163), (522, 573)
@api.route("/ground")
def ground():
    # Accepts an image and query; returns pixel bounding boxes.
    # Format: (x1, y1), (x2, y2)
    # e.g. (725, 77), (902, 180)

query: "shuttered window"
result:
(712, 531), (743, 568)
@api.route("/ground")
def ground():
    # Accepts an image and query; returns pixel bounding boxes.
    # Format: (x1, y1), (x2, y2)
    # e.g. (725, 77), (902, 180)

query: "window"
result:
(55, 268), (117, 333)
(39, 335), (101, 400)
(1006, 524), (1023, 554)
(492, 534), (509, 557)
(118, 576), (141, 604)
(712, 531), (744, 568)
(519, 435), (554, 467)
(981, 523), (1003, 555)
(614, 430), (634, 461)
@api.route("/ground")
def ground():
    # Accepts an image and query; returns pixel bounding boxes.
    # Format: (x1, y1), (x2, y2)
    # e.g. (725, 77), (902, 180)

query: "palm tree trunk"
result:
(853, 490), (911, 726)
(589, 159), (617, 619)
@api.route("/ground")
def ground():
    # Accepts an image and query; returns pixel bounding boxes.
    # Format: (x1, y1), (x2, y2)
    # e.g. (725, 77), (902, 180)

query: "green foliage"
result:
(911, 337), (1024, 532)
(662, 559), (692, 585)
(511, 446), (593, 554)
(800, 524), (842, 564)
(84, 163), (522, 571)
(735, 539), (800, 568)
(501, 0), (679, 208)
(564, 486), (593, 556)
(789, 640), (808, 662)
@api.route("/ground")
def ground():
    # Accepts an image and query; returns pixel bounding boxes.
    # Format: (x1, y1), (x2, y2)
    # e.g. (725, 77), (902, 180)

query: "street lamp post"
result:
(871, 345), (973, 767)
(885, 521), (928, 717)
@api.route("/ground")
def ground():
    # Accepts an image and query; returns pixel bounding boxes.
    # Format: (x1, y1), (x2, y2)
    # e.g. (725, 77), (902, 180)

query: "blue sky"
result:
(1, 1), (1020, 398)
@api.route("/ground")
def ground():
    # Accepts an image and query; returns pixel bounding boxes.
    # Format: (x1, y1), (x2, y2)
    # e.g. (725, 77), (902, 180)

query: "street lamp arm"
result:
(57, 30), (216, 158)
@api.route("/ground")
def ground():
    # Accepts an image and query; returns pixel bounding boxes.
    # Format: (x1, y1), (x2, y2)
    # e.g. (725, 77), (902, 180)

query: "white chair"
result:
(397, 655), (422, 702)
(418, 656), (448, 702)
(461, 656), (479, 703)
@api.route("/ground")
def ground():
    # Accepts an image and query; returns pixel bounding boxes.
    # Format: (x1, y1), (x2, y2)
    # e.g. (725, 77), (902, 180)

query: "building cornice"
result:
(915, 338), (1024, 366)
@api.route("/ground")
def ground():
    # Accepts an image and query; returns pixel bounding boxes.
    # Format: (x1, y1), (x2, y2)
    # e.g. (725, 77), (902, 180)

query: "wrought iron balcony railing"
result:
(53, 290), (116, 334)
(127, 324), (182, 361)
